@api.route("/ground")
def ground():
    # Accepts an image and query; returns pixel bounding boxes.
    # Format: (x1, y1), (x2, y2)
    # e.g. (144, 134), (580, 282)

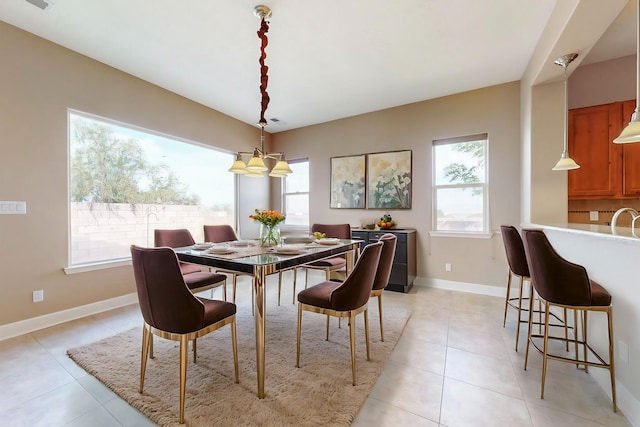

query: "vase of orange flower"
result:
(250, 209), (286, 246)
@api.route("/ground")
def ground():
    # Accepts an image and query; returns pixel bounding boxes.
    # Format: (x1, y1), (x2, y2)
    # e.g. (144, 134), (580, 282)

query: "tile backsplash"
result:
(569, 199), (640, 226)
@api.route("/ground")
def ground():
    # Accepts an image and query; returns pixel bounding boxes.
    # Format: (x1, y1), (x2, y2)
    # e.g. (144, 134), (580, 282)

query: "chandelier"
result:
(229, 5), (292, 178)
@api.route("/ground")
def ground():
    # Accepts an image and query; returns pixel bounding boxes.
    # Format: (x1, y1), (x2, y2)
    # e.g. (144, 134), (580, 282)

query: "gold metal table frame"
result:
(175, 240), (359, 398)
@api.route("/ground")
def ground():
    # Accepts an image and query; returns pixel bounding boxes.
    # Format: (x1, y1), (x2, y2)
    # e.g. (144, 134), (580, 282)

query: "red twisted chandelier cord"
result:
(257, 18), (270, 127)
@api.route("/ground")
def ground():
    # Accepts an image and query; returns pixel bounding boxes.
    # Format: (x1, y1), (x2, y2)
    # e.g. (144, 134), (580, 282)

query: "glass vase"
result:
(259, 223), (281, 246)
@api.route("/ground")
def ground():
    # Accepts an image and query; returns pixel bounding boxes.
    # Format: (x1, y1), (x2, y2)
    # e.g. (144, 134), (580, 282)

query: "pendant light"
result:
(614, 0), (640, 144)
(552, 53), (581, 171)
(228, 5), (292, 178)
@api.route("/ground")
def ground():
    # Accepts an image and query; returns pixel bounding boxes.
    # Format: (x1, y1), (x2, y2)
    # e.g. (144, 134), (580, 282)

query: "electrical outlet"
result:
(589, 211), (599, 221)
(33, 290), (44, 303)
(445, 263), (452, 272)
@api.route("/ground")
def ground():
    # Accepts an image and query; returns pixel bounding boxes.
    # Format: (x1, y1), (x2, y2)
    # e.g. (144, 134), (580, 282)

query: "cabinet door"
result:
(568, 103), (621, 198)
(622, 100), (640, 196)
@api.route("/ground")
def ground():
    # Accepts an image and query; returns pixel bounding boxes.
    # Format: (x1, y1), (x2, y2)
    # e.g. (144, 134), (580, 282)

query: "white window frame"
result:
(281, 158), (309, 232)
(65, 109), (236, 273)
(431, 133), (490, 237)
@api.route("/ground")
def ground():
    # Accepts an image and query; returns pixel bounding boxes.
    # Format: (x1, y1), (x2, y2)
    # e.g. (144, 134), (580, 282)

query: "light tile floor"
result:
(0, 272), (632, 427)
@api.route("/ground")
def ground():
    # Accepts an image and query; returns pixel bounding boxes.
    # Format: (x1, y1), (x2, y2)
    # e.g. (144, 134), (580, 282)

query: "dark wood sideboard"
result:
(351, 228), (416, 293)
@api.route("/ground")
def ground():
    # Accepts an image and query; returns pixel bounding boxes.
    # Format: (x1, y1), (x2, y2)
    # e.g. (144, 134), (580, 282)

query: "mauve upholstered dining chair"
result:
(296, 241), (382, 386)
(154, 228), (227, 298)
(522, 229), (616, 412)
(203, 225), (255, 306)
(369, 233), (397, 342)
(130, 245), (239, 424)
(299, 223), (351, 286)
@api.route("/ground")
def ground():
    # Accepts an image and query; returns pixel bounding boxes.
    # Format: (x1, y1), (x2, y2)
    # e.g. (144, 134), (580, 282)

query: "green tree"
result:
(443, 141), (484, 195)
(70, 119), (199, 205)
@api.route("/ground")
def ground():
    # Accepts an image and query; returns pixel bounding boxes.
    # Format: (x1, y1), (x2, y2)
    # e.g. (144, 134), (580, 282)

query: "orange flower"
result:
(250, 209), (286, 226)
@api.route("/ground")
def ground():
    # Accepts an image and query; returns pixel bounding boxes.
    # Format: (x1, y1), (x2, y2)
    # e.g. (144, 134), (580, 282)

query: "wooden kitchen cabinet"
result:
(568, 99), (640, 198)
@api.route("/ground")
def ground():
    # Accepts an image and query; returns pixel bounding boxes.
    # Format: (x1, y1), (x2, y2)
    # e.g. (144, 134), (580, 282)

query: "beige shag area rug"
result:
(67, 302), (409, 427)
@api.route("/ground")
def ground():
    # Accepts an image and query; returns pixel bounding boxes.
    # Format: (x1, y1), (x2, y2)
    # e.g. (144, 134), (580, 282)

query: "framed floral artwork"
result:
(330, 155), (366, 208)
(367, 150), (412, 209)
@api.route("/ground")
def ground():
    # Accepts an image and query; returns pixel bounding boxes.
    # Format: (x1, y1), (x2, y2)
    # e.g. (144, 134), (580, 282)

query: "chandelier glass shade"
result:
(229, 5), (292, 178)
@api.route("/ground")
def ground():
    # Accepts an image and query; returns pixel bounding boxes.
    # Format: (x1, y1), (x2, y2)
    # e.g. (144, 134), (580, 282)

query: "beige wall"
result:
(273, 82), (522, 288)
(570, 55), (636, 110)
(0, 21), (268, 325)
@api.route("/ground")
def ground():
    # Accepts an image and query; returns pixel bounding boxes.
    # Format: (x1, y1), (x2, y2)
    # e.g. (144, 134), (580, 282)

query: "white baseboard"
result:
(0, 293), (138, 342)
(415, 277), (505, 297)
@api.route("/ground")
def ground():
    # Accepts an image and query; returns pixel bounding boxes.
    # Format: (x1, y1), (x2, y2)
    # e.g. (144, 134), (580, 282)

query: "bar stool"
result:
(501, 225), (568, 352)
(500, 225), (533, 351)
(522, 229), (616, 412)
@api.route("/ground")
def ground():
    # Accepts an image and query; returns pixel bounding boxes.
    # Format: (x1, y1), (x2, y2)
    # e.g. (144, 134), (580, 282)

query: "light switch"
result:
(589, 211), (599, 221)
(0, 201), (27, 214)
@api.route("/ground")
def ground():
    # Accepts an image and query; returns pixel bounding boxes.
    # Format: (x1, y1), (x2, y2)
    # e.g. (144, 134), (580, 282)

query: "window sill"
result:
(429, 231), (495, 239)
(64, 258), (131, 275)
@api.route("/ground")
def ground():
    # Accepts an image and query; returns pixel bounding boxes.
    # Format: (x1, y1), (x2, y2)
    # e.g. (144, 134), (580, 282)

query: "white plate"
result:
(316, 238), (340, 245)
(193, 243), (213, 250)
(207, 247), (235, 255)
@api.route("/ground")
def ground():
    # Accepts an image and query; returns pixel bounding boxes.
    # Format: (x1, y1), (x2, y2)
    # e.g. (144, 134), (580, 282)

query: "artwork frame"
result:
(330, 155), (366, 209)
(366, 150), (412, 209)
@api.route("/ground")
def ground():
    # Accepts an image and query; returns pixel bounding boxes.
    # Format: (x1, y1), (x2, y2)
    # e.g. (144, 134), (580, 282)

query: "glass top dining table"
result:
(174, 239), (360, 398)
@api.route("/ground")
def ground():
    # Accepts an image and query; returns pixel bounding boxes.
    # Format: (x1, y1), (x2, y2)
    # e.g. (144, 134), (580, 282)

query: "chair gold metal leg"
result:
(583, 310), (589, 373)
(541, 301), (551, 399)
(607, 307), (617, 412)
(179, 335), (188, 424)
(364, 308), (370, 361)
(140, 326), (150, 393)
(326, 314), (331, 340)
(524, 287), (535, 370)
(277, 272), (282, 306)
(305, 269), (309, 289)
(296, 304), (302, 368)
(192, 339), (197, 363)
(564, 307), (569, 351)
(149, 334), (154, 359)
(222, 280), (227, 301)
(349, 311), (357, 386)
(232, 275), (237, 304)
(377, 294), (384, 342)
(574, 309), (580, 368)
(515, 275), (524, 351)
(503, 271), (512, 327)
(231, 317), (239, 383)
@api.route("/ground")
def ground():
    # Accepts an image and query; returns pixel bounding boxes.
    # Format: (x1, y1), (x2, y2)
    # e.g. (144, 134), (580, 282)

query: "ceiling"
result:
(0, 0), (635, 132)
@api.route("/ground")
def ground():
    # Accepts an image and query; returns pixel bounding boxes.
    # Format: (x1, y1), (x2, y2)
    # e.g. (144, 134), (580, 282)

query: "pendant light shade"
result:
(614, 0), (640, 144)
(552, 153), (580, 171)
(246, 149), (268, 172)
(228, 5), (293, 178)
(228, 153), (248, 174)
(552, 53), (580, 171)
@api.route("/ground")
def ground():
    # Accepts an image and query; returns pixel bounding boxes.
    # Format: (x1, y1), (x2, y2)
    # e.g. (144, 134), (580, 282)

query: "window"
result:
(432, 133), (488, 233)
(68, 110), (235, 266)
(282, 159), (309, 226)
